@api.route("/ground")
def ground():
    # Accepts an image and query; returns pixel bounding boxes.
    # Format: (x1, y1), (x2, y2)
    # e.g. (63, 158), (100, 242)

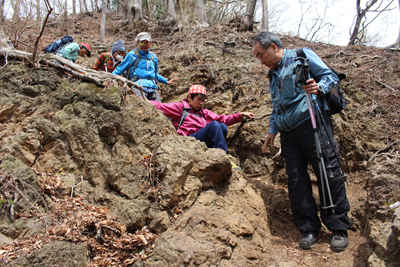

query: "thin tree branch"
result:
(31, 0), (53, 63)
(375, 79), (395, 91)
(8, 182), (48, 234)
(71, 175), (84, 198)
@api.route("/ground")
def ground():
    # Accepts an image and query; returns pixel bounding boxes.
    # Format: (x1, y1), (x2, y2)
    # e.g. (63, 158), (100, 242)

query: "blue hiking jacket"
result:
(268, 48), (339, 134)
(112, 49), (168, 91)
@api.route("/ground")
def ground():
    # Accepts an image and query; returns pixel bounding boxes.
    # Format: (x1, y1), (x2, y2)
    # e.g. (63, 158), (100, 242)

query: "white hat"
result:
(136, 32), (151, 42)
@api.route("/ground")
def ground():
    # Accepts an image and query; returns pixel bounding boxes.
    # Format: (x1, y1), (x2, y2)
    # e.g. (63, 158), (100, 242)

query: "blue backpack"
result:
(44, 35), (73, 54)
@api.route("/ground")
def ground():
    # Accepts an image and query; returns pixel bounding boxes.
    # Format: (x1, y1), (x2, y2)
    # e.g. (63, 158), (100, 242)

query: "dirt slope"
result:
(1, 12), (399, 267)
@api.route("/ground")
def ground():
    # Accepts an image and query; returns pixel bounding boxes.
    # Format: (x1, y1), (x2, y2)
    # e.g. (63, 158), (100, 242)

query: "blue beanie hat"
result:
(112, 40), (125, 55)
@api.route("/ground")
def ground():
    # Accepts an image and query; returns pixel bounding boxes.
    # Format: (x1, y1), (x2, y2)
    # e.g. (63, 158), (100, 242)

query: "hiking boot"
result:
(299, 231), (322, 250)
(227, 154), (242, 171)
(331, 230), (348, 252)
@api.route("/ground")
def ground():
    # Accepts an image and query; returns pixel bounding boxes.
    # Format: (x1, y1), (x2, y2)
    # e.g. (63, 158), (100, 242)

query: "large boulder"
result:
(141, 173), (274, 266)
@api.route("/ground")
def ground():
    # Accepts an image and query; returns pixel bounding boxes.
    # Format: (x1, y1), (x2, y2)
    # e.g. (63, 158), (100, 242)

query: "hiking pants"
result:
(133, 88), (162, 102)
(191, 121), (228, 153)
(280, 111), (351, 233)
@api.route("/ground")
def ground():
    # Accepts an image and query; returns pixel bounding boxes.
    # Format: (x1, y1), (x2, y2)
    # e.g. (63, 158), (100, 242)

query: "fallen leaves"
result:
(1, 179), (158, 266)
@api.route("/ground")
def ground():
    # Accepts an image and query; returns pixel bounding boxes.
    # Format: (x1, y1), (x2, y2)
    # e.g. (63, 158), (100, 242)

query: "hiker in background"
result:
(253, 31), (351, 252)
(112, 32), (178, 102)
(149, 84), (254, 171)
(57, 42), (91, 63)
(93, 40), (126, 73)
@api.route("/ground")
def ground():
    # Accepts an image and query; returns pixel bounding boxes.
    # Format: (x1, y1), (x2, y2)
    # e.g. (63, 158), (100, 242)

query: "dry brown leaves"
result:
(1, 168), (158, 266)
(33, 168), (66, 195)
(135, 153), (165, 205)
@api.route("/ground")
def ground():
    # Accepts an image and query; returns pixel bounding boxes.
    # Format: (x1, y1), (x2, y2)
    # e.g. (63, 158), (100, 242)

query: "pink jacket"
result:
(150, 99), (242, 136)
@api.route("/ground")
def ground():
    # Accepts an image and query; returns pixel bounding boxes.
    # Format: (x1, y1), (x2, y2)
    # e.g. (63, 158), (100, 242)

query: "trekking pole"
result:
(312, 101), (348, 184)
(294, 57), (336, 213)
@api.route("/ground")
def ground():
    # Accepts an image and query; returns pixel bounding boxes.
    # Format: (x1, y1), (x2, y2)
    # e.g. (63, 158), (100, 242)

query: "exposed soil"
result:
(1, 11), (400, 267)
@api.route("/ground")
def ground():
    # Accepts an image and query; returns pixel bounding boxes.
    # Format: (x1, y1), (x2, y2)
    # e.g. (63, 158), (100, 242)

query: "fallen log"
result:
(0, 47), (146, 100)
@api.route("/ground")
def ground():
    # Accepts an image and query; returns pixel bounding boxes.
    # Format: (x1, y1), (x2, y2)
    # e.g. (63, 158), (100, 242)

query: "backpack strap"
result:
(54, 39), (73, 54)
(54, 42), (67, 54)
(151, 53), (158, 84)
(177, 105), (202, 130)
(126, 49), (139, 79)
(103, 54), (110, 72)
(126, 49), (158, 83)
(295, 48), (315, 81)
(295, 48), (306, 59)
(296, 48), (346, 81)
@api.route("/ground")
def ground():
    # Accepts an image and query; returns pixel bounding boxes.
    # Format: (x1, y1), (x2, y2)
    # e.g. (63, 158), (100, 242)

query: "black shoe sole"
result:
(331, 245), (348, 252)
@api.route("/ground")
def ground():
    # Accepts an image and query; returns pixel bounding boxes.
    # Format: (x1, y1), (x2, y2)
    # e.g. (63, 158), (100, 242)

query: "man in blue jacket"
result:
(112, 32), (178, 102)
(253, 31), (351, 252)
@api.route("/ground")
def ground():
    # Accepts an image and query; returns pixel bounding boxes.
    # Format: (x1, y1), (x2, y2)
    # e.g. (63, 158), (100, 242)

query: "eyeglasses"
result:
(256, 45), (270, 60)
(196, 94), (207, 102)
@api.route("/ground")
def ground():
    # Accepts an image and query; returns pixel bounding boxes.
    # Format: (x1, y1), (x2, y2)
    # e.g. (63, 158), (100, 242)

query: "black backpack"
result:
(44, 35), (73, 54)
(296, 48), (347, 115)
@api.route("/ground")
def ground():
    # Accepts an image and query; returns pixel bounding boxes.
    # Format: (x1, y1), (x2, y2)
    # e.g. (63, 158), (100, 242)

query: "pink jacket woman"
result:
(150, 98), (242, 136)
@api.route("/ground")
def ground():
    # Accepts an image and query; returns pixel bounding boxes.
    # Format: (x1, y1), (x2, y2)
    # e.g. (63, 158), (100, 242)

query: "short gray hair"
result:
(253, 31), (283, 49)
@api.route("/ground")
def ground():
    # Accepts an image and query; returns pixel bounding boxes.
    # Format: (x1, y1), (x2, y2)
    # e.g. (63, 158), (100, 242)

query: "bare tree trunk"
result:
(261, 0), (269, 31)
(0, 0), (4, 22)
(64, 0), (68, 31)
(166, 0), (176, 21)
(131, 0), (142, 22)
(99, 0), (107, 43)
(143, 0), (150, 17)
(12, 0), (22, 22)
(79, 0), (83, 13)
(94, 0), (99, 11)
(36, 0), (41, 20)
(241, 0), (256, 31)
(393, 0), (400, 46)
(83, 0), (88, 12)
(348, 0), (394, 45)
(72, 0), (76, 14)
(174, 0), (187, 26)
(196, 0), (207, 25)
(123, 0), (133, 24)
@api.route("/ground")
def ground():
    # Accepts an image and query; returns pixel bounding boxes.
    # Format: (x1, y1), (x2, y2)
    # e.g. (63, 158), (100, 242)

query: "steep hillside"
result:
(0, 12), (399, 267)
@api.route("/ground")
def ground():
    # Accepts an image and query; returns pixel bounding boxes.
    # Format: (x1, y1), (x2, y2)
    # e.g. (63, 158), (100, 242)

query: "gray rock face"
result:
(142, 173), (274, 266)
(1, 65), (261, 266)
(5, 241), (89, 267)
(367, 156), (400, 267)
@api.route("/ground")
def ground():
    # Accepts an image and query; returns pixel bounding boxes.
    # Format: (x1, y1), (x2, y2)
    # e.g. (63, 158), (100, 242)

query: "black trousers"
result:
(280, 111), (351, 233)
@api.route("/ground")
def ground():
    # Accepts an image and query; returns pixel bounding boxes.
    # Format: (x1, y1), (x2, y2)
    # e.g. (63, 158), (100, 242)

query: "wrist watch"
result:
(317, 85), (324, 95)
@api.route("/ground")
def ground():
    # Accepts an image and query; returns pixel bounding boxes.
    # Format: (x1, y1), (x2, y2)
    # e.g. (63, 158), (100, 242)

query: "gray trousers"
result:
(133, 88), (161, 102)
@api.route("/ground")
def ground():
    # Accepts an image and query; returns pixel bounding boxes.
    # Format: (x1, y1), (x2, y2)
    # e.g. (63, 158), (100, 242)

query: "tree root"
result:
(227, 113), (271, 146)
(367, 139), (399, 168)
